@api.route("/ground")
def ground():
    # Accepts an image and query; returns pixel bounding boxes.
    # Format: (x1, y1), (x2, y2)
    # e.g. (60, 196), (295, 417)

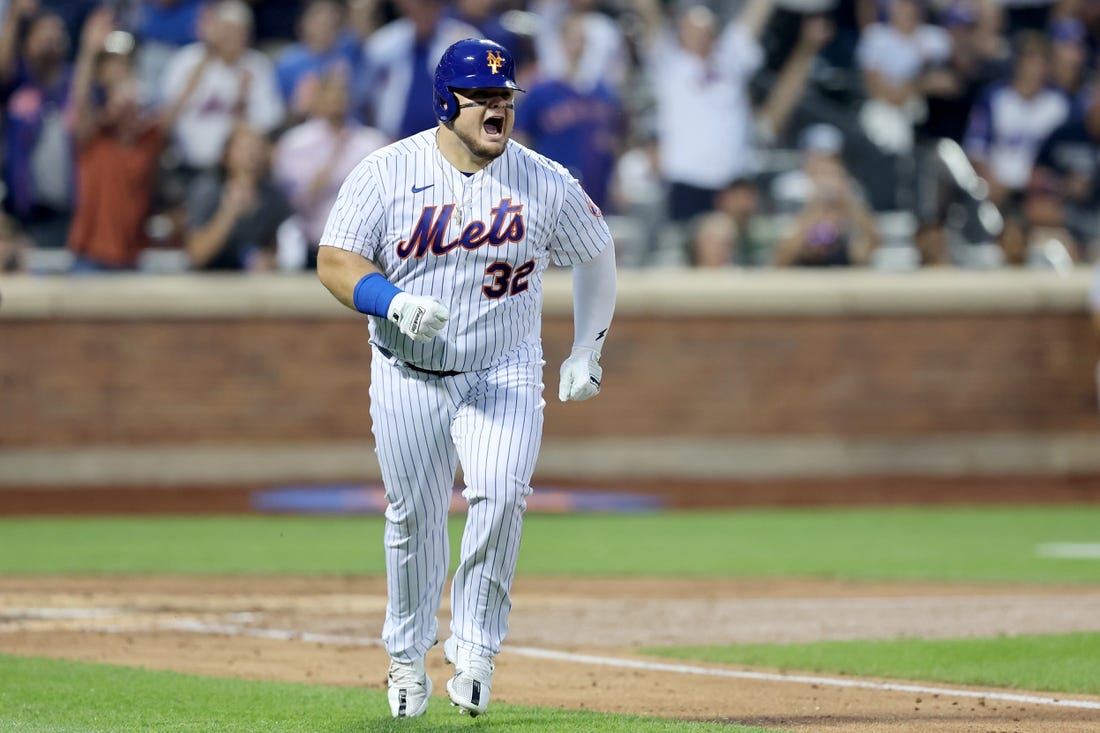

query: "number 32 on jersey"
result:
(395, 197), (534, 300)
(483, 259), (535, 299)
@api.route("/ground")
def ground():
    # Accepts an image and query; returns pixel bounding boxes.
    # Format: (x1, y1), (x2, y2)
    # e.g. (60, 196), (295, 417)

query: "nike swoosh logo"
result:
(411, 184), (434, 193)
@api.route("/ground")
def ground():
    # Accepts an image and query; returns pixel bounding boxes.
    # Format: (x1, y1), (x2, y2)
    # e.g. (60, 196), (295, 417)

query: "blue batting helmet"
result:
(433, 38), (524, 123)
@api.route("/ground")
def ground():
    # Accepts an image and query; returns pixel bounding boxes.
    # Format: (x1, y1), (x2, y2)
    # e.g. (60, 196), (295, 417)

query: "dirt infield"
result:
(2, 575), (1099, 732)
(3, 477), (1100, 730)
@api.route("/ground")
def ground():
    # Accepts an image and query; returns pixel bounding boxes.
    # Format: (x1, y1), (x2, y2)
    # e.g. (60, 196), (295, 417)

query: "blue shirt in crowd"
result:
(514, 78), (624, 211)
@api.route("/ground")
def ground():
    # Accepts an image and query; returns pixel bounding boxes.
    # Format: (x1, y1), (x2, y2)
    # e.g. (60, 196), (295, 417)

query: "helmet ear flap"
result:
(434, 86), (458, 122)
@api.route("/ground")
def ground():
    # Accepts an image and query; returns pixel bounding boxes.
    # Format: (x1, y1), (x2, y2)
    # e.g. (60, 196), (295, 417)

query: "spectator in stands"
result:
(513, 10), (626, 212)
(272, 67), (387, 268)
(755, 13), (836, 145)
(347, 0), (384, 42)
(274, 0), (363, 123)
(34, 0), (97, 46)
(532, 0), (628, 92)
(1025, 90), (1100, 262)
(688, 177), (766, 267)
(964, 31), (1070, 262)
(1048, 16), (1088, 104)
(964, 0), (1006, 58)
(446, 0), (531, 73)
(609, 124), (663, 266)
(856, 0), (952, 156)
(160, 0), (285, 174)
(630, 0), (778, 223)
(355, 0), (477, 139)
(911, 3), (1006, 264)
(134, 0), (206, 95)
(0, 2), (75, 249)
(624, 5), (828, 265)
(807, 0), (866, 73)
(772, 122), (868, 213)
(688, 11), (835, 267)
(65, 8), (206, 271)
(773, 130), (879, 267)
(185, 122), (291, 270)
(918, 1), (1006, 146)
(0, 0), (39, 86)
(628, 3), (827, 265)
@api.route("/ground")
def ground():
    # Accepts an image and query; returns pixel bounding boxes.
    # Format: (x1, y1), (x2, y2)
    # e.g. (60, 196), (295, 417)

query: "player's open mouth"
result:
(483, 116), (504, 136)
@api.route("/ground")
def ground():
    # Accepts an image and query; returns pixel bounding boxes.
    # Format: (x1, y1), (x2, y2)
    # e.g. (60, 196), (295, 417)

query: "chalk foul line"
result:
(59, 615), (1100, 713)
(507, 645), (1100, 711)
(1035, 542), (1100, 560)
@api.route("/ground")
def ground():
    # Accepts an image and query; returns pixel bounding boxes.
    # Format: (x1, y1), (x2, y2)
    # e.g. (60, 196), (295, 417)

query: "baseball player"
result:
(316, 38), (617, 718)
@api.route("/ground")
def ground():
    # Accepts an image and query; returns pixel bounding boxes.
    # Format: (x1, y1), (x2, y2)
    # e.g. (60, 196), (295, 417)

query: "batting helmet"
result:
(433, 38), (524, 123)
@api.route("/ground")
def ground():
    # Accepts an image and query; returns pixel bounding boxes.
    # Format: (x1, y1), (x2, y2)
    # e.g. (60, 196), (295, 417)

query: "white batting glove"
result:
(388, 292), (450, 343)
(558, 348), (602, 402)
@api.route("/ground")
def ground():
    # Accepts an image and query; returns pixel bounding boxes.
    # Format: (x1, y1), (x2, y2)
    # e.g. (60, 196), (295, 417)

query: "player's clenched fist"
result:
(558, 347), (602, 402)
(388, 293), (450, 342)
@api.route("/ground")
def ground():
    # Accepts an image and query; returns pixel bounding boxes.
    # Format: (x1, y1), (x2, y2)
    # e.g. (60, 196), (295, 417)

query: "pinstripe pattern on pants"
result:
(370, 340), (545, 663)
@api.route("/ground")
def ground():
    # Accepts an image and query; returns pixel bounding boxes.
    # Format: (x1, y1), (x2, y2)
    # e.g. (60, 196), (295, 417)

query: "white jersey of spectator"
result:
(612, 144), (663, 213)
(320, 128), (610, 372)
(963, 82), (1069, 191)
(609, 141), (664, 266)
(856, 21), (951, 86)
(359, 17), (478, 139)
(161, 43), (286, 169)
(648, 21), (763, 189)
(533, 0), (629, 91)
(273, 119), (390, 243)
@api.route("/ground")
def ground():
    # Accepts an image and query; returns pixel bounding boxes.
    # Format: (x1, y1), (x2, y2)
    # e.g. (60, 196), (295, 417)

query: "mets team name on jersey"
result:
(320, 128), (612, 373)
(395, 198), (525, 259)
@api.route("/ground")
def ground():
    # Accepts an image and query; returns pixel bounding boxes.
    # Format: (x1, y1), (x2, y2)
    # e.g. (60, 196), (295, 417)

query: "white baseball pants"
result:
(369, 342), (545, 662)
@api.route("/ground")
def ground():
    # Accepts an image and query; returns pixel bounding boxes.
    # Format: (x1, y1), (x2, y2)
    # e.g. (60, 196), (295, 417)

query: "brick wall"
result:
(546, 315), (1100, 437)
(3, 313), (1097, 448)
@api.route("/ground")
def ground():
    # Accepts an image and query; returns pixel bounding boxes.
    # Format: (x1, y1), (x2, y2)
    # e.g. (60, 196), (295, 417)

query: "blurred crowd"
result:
(2, 0), (1100, 274)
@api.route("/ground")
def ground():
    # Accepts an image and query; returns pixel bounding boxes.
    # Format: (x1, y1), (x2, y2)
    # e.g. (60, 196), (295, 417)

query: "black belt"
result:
(376, 347), (463, 377)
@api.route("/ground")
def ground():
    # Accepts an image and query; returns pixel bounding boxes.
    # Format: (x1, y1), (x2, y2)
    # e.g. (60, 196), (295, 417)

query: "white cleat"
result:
(443, 638), (494, 717)
(387, 657), (433, 718)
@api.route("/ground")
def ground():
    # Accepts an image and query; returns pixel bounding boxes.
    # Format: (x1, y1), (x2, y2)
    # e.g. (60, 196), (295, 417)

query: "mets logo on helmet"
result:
(486, 50), (504, 74)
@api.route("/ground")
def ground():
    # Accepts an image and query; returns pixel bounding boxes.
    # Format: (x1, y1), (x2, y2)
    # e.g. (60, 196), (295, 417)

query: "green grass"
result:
(2, 509), (1095, 729)
(1, 505), (1098, 583)
(645, 632), (1100, 695)
(0, 654), (777, 733)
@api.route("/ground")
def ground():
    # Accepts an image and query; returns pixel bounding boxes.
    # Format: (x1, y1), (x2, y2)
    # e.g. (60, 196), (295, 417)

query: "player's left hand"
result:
(558, 348), (602, 402)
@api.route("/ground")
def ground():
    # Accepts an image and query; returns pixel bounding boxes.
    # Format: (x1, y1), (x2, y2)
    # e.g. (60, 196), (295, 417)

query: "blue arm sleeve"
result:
(352, 272), (402, 317)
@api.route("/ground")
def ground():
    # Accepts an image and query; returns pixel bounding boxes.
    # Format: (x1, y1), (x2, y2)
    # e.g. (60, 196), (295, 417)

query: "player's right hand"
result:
(388, 292), (450, 343)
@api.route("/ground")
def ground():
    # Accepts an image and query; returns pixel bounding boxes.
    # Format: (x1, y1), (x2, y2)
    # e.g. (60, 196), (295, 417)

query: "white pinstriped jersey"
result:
(320, 128), (612, 372)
